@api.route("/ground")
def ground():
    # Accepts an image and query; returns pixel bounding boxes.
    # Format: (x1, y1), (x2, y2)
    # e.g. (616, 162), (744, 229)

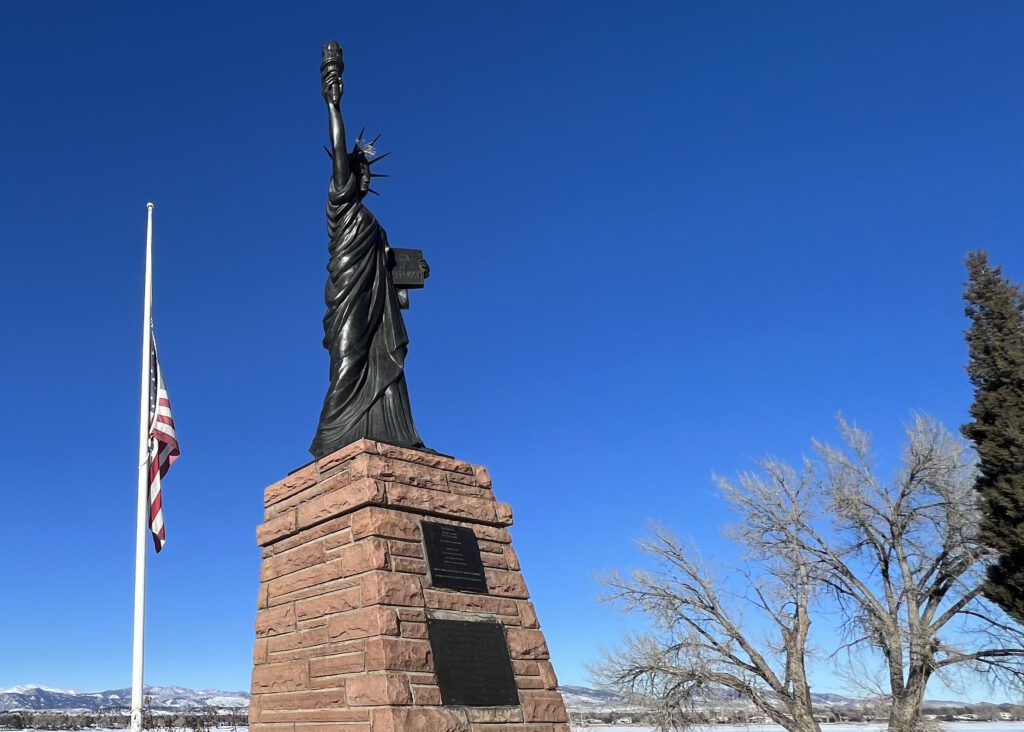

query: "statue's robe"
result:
(310, 170), (424, 458)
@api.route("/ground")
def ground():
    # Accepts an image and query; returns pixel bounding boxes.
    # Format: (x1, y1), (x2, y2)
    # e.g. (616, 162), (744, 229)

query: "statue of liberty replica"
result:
(310, 41), (427, 458)
(248, 42), (569, 730)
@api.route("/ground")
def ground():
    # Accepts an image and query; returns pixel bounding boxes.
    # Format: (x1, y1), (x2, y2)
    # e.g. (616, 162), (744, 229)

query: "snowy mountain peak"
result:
(0, 685), (78, 695)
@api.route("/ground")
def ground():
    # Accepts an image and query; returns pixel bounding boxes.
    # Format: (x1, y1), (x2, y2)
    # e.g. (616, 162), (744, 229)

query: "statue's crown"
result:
(350, 129), (389, 167)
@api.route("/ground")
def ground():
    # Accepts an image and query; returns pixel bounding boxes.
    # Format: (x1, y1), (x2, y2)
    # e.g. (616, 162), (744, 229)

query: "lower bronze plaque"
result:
(422, 521), (489, 593)
(427, 619), (520, 707)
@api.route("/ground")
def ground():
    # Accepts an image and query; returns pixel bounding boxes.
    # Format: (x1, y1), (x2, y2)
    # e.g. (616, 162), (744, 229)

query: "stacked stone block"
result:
(249, 439), (569, 732)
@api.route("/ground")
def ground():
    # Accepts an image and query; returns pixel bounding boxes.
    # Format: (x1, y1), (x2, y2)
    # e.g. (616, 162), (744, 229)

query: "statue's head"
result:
(349, 133), (387, 198)
(348, 151), (372, 195)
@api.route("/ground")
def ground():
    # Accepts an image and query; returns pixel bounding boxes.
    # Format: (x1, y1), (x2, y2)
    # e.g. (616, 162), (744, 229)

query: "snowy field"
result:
(571, 725), (1023, 732)
(14, 726), (1024, 732)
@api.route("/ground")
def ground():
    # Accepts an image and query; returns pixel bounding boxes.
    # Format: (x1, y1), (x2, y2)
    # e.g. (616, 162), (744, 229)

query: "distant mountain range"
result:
(0, 684), (1011, 715)
(0, 686), (248, 713)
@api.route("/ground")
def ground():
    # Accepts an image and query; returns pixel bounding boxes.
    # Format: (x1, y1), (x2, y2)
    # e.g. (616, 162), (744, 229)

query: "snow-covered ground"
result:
(573, 725), (1023, 732)
(14, 726), (1024, 732)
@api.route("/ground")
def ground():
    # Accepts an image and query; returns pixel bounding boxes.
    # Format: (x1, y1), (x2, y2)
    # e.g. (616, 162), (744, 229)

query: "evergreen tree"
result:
(962, 250), (1024, 623)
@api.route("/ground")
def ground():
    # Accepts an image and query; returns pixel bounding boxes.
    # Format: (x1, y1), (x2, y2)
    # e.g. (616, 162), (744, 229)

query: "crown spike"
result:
(367, 188), (380, 196)
(369, 132), (382, 146)
(323, 145), (334, 159)
(369, 172), (389, 178)
(367, 151), (391, 164)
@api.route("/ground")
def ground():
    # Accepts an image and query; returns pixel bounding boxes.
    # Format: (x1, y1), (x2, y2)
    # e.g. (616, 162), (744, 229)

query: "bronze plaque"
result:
(427, 618), (520, 707)
(422, 521), (488, 593)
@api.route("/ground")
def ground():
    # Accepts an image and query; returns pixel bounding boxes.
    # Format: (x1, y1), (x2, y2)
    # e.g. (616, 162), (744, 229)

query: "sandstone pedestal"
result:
(249, 439), (569, 732)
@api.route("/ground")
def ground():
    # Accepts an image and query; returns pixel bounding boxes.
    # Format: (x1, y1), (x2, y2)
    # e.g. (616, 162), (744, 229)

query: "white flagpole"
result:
(131, 202), (155, 732)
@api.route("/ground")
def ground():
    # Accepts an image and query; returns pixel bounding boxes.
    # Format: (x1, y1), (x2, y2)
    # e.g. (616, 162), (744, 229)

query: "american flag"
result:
(147, 329), (179, 552)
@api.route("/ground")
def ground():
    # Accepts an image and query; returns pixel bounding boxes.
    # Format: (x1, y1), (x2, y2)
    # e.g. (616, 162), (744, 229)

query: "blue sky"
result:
(1, 0), (1023, 702)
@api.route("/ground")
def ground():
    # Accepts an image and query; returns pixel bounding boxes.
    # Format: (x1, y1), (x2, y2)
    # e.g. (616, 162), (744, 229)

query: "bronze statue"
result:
(310, 41), (427, 458)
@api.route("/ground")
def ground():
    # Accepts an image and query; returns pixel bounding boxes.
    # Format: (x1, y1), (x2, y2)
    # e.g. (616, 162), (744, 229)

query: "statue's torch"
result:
(321, 41), (344, 101)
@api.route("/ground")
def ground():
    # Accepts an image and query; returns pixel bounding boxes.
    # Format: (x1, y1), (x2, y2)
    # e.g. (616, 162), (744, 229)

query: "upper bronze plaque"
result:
(422, 521), (488, 593)
(427, 618), (520, 707)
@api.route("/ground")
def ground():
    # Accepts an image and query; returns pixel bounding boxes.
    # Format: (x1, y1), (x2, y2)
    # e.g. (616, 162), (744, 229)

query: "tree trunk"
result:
(789, 704), (821, 732)
(888, 673), (930, 732)
(770, 690), (821, 732)
(780, 595), (821, 732)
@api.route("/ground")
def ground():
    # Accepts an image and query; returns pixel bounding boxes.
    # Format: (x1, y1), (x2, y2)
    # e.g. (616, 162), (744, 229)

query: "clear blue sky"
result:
(1, 0), (1023, 701)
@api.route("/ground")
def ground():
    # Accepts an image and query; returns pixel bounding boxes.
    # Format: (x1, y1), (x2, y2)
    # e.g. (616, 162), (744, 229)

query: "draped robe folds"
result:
(309, 169), (424, 458)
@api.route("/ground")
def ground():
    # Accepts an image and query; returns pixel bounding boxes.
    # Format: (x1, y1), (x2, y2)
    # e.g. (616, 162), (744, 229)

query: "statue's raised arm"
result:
(320, 41), (351, 185)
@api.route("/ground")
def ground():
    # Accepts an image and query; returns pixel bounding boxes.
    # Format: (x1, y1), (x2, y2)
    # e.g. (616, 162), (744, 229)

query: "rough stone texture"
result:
(250, 441), (567, 731)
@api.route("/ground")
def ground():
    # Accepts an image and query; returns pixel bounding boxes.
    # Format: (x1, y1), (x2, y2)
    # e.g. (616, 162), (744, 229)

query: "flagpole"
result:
(131, 202), (155, 732)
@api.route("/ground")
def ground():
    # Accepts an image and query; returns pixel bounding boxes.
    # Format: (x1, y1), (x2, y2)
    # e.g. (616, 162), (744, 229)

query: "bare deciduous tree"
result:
(595, 511), (822, 731)
(597, 415), (1024, 732)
